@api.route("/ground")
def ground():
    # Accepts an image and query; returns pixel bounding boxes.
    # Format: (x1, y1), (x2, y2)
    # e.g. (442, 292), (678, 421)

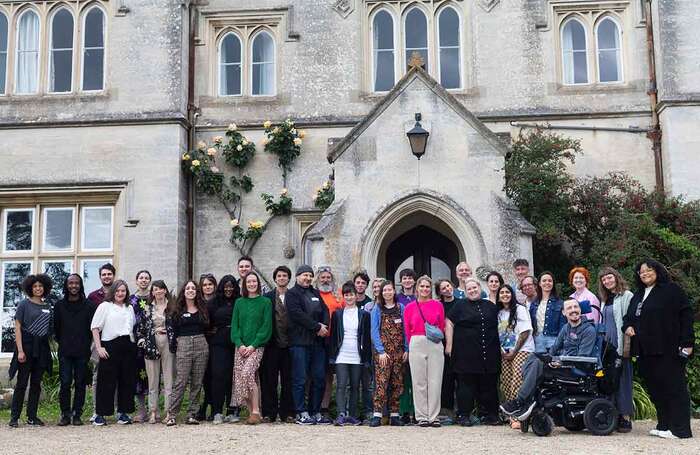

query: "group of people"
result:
(8, 256), (695, 439)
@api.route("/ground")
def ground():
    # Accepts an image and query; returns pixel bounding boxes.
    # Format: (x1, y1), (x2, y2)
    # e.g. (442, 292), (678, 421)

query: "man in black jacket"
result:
(54, 274), (95, 426)
(286, 265), (330, 425)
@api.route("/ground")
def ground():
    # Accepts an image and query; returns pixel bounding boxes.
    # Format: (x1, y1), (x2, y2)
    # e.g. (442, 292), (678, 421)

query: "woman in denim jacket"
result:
(528, 272), (566, 353)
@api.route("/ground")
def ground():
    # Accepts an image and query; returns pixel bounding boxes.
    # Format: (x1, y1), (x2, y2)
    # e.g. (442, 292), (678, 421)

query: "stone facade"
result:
(0, 1), (699, 356)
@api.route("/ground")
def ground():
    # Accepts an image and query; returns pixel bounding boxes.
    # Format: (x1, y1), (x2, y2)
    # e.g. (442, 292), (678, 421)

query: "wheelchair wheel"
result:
(583, 398), (618, 436)
(530, 411), (554, 437)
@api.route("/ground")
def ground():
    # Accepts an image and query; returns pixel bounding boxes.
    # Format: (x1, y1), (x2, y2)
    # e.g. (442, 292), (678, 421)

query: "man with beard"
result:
(287, 265), (330, 425)
(315, 266), (344, 421)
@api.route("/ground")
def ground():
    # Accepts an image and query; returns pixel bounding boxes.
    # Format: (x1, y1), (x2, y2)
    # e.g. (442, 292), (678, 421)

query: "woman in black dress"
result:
(445, 278), (500, 426)
(623, 259), (694, 439)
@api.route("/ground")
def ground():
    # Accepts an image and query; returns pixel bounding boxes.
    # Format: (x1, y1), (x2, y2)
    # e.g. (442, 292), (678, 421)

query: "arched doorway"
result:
(386, 225), (459, 284)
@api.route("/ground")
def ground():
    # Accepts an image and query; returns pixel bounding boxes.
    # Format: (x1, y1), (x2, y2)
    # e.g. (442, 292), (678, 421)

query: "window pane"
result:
(599, 50), (620, 82)
(221, 63), (241, 96)
(16, 11), (40, 94)
(221, 34), (241, 64)
(44, 261), (72, 302)
(82, 207), (112, 250)
(373, 11), (394, 50)
(82, 259), (107, 294)
(439, 8), (460, 47)
(83, 8), (104, 91)
(52, 9), (73, 49)
(0, 14), (7, 94)
(1, 262), (32, 309)
(252, 63), (274, 95)
(83, 48), (104, 90)
(405, 9), (427, 49)
(374, 50), (395, 92)
(4, 210), (33, 251)
(84, 9), (104, 48)
(50, 9), (73, 92)
(440, 47), (461, 89)
(51, 50), (73, 92)
(573, 51), (588, 83)
(252, 33), (273, 62)
(44, 208), (73, 250)
(597, 19), (620, 50)
(1, 262), (32, 352)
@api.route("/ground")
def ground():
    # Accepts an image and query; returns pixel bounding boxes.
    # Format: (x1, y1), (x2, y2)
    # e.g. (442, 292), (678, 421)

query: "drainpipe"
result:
(186, 2), (197, 278)
(645, 0), (664, 193)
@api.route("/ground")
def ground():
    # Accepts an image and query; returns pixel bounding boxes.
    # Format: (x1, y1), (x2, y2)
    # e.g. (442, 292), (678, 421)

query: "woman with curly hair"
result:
(8, 274), (54, 427)
(165, 280), (210, 426)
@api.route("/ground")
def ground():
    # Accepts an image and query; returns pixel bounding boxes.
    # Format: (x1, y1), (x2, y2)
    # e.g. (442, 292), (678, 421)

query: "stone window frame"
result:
(364, 0), (471, 95)
(551, 1), (630, 89)
(0, 0), (109, 98)
(199, 7), (291, 101)
(0, 185), (122, 356)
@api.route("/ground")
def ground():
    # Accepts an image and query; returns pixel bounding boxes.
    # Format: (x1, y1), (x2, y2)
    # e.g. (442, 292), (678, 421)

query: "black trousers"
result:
(260, 343), (294, 420)
(59, 355), (89, 418)
(441, 354), (457, 413)
(210, 343), (234, 414)
(456, 373), (499, 419)
(10, 357), (44, 420)
(96, 336), (136, 416)
(639, 354), (692, 438)
(199, 353), (213, 416)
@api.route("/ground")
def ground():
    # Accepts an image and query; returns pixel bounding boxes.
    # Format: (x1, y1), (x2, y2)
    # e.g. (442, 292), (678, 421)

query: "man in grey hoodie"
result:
(499, 299), (596, 420)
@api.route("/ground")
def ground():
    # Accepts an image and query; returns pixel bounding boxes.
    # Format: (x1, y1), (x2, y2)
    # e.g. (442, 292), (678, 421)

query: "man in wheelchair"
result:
(500, 299), (617, 435)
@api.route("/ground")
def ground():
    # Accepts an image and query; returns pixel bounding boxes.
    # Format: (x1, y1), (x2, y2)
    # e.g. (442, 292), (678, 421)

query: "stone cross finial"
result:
(408, 51), (425, 69)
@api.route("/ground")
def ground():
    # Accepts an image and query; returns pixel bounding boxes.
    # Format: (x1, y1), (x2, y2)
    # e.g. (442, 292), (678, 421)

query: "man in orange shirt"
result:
(315, 266), (344, 421)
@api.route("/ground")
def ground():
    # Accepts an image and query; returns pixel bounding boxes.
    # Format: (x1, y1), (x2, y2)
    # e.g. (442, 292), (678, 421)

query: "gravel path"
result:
(2, 419), (699, 454)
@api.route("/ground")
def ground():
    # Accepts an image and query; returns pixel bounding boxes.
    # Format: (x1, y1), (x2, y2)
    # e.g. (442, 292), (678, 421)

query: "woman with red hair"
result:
(568, 267), (601, 323)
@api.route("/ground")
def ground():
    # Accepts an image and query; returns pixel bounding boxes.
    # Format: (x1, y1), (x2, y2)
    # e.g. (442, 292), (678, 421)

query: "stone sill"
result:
(0, 91), (110, 103)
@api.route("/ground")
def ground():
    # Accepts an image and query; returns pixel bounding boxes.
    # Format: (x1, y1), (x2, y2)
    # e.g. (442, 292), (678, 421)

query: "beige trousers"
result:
(144, 333), (175, 413)
(408, 335), (444, 423)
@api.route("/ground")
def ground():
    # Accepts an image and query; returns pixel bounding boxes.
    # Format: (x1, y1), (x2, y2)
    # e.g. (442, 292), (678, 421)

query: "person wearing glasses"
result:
(623, 259), (694, 439)
(518, 275), (539, 311)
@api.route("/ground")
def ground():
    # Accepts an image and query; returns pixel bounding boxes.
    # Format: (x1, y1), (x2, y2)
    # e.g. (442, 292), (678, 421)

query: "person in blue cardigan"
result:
(528, 271), (566, 353)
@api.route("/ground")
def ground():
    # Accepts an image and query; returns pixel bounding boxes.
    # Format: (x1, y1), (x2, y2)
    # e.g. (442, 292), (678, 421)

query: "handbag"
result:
(416, 302), (444, 344)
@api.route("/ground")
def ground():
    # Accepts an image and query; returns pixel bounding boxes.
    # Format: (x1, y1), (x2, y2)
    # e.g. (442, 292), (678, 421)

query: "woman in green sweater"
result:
(231, 272), (272, 425)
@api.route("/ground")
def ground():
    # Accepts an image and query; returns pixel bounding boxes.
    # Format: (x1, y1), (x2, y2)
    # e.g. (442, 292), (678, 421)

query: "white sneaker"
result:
(213, 413), (224, 425)
(649, 428), (661, 437)
(89, 414), (98, 423)
(224, 413), (240, 423)
(657, 430), (679, 439)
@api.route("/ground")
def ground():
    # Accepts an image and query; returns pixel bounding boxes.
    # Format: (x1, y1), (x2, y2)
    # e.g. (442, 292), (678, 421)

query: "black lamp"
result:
(407, 113), (429, 160)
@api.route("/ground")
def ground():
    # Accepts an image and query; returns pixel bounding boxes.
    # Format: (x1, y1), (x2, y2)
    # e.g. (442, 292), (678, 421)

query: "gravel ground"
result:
(2, 419), (699, 454)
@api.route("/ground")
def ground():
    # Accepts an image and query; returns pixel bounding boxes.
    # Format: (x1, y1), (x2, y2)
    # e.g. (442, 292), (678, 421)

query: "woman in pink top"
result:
(404, 275), (445, 427)
(569, 267), (601, 323)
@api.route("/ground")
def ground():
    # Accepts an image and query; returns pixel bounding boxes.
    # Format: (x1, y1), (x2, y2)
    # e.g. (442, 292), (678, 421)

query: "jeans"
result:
(290, 342), (326, 415)
(335, 363), (362, 418)
(360, 364), (374, 417)
(58, 355), (89, 418)
(534, 335), (556, 353)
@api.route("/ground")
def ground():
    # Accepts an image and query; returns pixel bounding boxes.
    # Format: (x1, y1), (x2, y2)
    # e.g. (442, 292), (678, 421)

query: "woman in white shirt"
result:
(496, 284), (534, 430)
(329, 282), (372, 426)
(91, 279), (137, 426)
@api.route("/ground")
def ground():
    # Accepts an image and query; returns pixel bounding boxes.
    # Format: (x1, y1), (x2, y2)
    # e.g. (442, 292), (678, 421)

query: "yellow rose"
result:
(322, 181), (330, 189)
(228, 123), (237, 132)
(213, 136), (223, 143)
(298, 130), (306, 138)
(182, 153), (190, 161)
(273, 127), (280, 134)
(261, 138), (268, 146)
(230, 219), (239, 227)
(197, 141), (206, 150)
(242, 140), (248, 146)
(293, 138), (302, 146)
(191, 160), (201, 167)
(263, 120), (272, 129)
(280, 188), (288, 196)
(211, 166), (220, 173)
(236, 145), (243, 151)
(207, 148), (217, 156)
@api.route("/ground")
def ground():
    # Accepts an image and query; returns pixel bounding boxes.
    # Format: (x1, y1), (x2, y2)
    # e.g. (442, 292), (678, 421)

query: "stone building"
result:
(0, 0), (698, 358)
